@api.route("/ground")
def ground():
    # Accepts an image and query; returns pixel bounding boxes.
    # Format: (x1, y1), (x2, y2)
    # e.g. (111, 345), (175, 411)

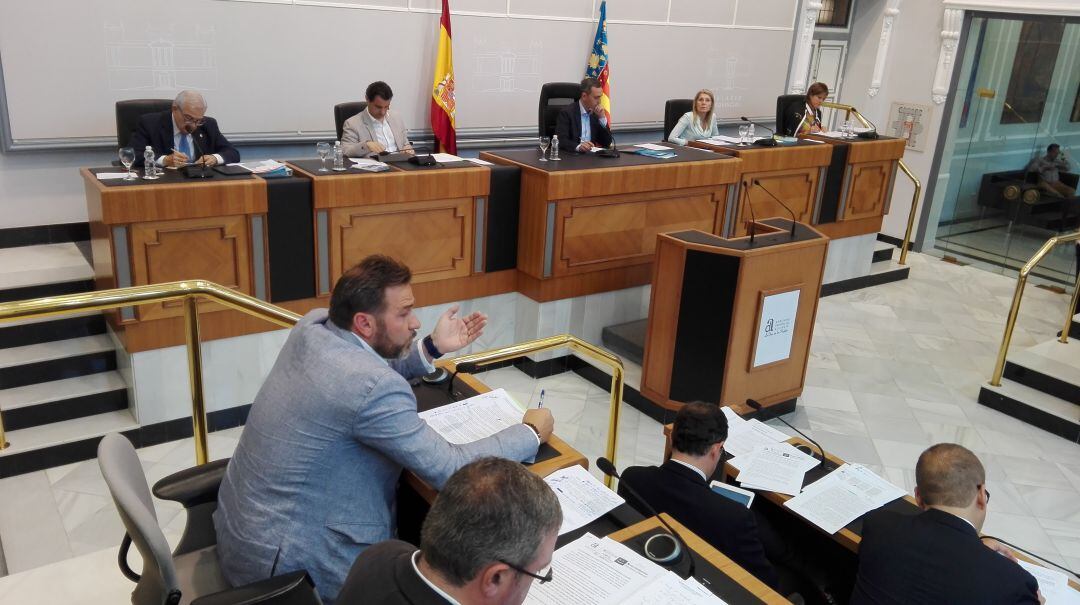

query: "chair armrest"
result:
(190, 570), (323, 605)
(152, 458), (230, 509)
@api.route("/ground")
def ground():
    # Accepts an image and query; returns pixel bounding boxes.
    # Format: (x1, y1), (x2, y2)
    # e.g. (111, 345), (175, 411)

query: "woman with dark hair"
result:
(782, 82), (828, 136)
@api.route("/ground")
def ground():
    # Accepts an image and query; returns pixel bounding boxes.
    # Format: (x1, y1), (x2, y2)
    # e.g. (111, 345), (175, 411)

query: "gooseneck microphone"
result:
(751, 179), (798, 239)
(739, 116), (778, 147)
(595, 111), (620, 158)
(742, 180), (757, 246)
(745, 399), (832, 471)
(596, 457), (696, 580)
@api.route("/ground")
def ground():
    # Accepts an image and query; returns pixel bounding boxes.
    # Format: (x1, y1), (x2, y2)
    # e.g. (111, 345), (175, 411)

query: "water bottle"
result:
(550, 135), (561, 161)
(748, 123), (756, 143)
(333, 140), (345, 171)
(142, 146), (159, 180)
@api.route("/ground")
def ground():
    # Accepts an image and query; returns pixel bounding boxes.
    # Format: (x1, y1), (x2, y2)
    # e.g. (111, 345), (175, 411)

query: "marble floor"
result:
(1, 249), (1080, 601)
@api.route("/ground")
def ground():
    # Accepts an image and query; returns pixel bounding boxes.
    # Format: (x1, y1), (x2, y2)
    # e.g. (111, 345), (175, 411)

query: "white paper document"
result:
(431, 152), (463, 162)
(634, 143), (672, 151)
(705, 135), (742, 145)
(723, 417), (787, 458)
(418, 388), (524, 445)
(784, 464), (906, 534)
(733, 443), (817, 496)
(524, 534), (664, 605)
(1017, 560), (1080, 605)
(236, 159), (285, 173)
(466, 157), (493, 166)
(624, 572), (728, 605)
(95, 172), (131, 180)
(544, 465), (625, 535)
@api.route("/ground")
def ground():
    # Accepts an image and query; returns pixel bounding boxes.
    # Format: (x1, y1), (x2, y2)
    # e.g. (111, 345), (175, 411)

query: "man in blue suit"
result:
(554, 77), (612, 153)
(128, 90), (239, 167)
(215, 255), (554, 603)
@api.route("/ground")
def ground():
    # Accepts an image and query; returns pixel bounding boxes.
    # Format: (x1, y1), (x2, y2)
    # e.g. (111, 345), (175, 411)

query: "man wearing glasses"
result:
(337, 457), (561, 605)
(851, 443), (1042, 604)
(129, 90), (240, 167)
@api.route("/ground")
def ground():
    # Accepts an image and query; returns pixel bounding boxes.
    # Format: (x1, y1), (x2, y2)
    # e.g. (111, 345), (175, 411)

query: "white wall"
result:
(0, 147), (113, 229)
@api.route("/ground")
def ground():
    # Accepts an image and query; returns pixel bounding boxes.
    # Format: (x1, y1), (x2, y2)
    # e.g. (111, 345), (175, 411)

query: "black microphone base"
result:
(753, 138), (778, 147)
(857, 131), (879, 139)
(596, 148), (621, 158)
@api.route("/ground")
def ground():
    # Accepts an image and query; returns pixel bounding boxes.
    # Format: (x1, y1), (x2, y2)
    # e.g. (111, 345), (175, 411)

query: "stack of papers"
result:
(634, 143), (672, 151)
(525, 533), (727, 605)
(431, 152), (463, 163)
(236, 160), (286, 173)
(418, 387), (526, 443)
(784, 463), (906, 534)
(95, 172), (131, 180)
(544, 465), (624, 535)
(466, 157), (493, 166)
(1017, 560), (1080, 605)
(350, 157), (390, 172)
(729, 442), (818, 496)
(720, 407), (790, 457)
(702, 135), (742, 145)
(633, 147), (677, 159)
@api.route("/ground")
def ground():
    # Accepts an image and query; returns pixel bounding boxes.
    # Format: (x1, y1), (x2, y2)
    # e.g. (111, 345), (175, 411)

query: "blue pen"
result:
(538, 389), (545, 409)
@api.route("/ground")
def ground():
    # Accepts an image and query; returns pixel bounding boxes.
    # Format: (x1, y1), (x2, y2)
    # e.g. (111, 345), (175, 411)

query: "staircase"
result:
(979, 323), (1080, 442)
(0, 243), (135, 478)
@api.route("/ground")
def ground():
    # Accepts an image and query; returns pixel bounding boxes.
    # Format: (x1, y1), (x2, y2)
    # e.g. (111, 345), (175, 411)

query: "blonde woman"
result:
(668, 90), (719, 146)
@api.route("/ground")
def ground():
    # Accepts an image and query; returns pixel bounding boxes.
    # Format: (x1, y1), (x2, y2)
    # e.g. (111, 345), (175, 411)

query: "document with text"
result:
(544, 465), (625, 535)
(1017, 560), (1080, 605)
(418, 388), (524, 445)
(624, 572), (728, 605)
(783, 464), (906, 534)
(732, 443), (817, 496)
(524, 534), (663, 605)
(723, 418), (788, 458)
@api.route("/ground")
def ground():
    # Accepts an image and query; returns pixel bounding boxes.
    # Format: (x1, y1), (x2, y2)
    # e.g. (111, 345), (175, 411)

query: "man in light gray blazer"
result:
(214, 255), (553, 604)
(341, 81), (415, 158)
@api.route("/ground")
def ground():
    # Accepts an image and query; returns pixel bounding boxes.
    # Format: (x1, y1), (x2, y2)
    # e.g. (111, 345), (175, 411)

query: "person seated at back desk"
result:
(554, 77), (612, 153)
(129, 90), (239, 168)
(781, 82), (828, 137)
(341, 81), (415, 158)
(1027, 144), (1075, 199)
(851, 443), (1042, 605)
(337, 457), (562, 605)
(668, 89), (719, 146)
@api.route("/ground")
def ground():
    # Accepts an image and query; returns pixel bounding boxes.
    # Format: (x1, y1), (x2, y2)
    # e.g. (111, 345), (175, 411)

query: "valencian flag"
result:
(585, 0), (611, 122)
(431, 0), (457, 154)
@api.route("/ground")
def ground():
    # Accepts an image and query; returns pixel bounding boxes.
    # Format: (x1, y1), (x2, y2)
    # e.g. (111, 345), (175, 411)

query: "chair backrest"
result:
(334, 102), (368, 141)
(116, 99), (173, 148)
(663, 99), (694, 142)
(538, 82), (581, 139)
(776, 94), (806, 136)
(99, 433), (182, 605)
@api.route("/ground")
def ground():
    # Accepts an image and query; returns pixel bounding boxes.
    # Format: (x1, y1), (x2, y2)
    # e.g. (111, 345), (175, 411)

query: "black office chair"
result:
(776, 94), (806, 137)
(115, 99), (173, 148)
(663, 99), (693, 142)
(334, 102), (368, 141)
(537, 82), (580, 139)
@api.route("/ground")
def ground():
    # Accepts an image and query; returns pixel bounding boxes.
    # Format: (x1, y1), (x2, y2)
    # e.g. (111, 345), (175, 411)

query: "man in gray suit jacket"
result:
(341, 81), (415, 158)
(214, 255), (553, 604)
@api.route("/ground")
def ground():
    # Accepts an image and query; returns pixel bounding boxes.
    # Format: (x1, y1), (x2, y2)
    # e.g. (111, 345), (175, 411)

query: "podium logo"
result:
(763, 317), (792, 337)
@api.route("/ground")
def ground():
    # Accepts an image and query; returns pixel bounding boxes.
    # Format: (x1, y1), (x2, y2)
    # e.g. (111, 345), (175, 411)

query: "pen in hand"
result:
(538, 389), (545, 409)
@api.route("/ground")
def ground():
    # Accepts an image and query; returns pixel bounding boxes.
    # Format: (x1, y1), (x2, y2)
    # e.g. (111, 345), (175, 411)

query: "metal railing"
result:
(0, 281), (302, 460)
(821, 102), (922, 265)
(989, 231), (1080, 386)
(450, 334), (626, 488)
(0, 284), (627, 487)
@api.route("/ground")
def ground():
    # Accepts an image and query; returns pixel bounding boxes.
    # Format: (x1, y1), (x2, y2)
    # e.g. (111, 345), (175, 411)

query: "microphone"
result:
(191, 130), (210, 176)
(751, 179), (797, 239)
(596, 457), (696, 579)
(739, 116), (778, 147)
(742, 180), (757, 246)
(745, 399), (832, 471)
(846, 107), (880, 139)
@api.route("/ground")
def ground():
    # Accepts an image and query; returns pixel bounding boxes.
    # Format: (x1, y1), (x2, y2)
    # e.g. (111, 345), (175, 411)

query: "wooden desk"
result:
(804, 135), (907, 239)
(480, 147), (741, 302)
(610, 514), (790, 604)
(687, 141), (832, 239)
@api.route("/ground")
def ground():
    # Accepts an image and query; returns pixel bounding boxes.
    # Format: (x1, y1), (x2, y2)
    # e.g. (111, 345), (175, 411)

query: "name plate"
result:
(752, 288), (800, 368)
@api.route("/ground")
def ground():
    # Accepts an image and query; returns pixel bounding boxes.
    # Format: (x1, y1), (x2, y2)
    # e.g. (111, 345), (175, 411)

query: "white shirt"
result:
(156, 120), (224, 167)
(411, 551), (462, 605)
(670, 458), (708, 482)
(351, 332), (436, 374)
(369, 109), (399, 153)
(577, 103), (608, 151)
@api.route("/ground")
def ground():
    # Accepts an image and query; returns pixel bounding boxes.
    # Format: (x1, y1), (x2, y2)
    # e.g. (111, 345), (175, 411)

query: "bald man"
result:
(851, 443), (1041, 605)
(129, 90), (240, 167)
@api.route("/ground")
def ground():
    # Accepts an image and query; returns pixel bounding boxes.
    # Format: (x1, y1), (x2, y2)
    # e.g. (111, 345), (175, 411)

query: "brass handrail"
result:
(821, 102), (922, 265)
(990, 231), (1080, 386)
(0, 281), (302, 459)
(450, 334), (626, 488)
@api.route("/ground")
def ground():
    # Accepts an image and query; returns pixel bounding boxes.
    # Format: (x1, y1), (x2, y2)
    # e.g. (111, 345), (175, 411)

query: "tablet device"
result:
(710, 480), (755, 508)
(214, 164), (250, 176)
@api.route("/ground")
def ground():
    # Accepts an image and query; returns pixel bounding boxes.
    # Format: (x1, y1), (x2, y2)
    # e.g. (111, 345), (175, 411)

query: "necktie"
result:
(178, 134), (191, 159)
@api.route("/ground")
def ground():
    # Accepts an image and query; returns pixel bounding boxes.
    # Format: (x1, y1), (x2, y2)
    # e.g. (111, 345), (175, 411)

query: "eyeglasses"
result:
(978, 484), (991, 503)
(176, 110), (205, 126)
(499, 559), (553, 584)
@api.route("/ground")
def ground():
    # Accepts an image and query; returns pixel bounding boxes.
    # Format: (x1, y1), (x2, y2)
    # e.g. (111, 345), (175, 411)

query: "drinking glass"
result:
(316, 142), (332, 172)
(738, 124), (750, 145)
(539, 137), (550, 161)
(118, 147), (135, 180)
(842, 120), (853, 138)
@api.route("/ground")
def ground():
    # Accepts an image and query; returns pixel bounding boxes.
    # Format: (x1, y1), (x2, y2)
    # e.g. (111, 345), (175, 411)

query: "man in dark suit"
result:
(851, 443), (1042, 605)
(129, 90), (239, 167)
(554, 77), (612, 153)
(337, 457), (562, 605)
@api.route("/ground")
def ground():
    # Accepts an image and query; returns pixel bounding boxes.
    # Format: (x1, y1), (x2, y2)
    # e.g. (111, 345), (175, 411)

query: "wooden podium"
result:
(640, 218), (828, 417)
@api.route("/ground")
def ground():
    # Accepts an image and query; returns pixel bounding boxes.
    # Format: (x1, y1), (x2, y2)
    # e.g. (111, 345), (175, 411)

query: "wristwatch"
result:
(523, 422), (542, 439)
(422, 335), (443, 359)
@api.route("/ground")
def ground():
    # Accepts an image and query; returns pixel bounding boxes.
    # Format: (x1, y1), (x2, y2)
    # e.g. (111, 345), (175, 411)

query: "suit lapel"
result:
(159, 112), (174, 151)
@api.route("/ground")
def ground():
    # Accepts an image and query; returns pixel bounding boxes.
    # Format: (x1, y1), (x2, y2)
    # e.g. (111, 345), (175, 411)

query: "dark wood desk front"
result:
(479, 147), (741, 302)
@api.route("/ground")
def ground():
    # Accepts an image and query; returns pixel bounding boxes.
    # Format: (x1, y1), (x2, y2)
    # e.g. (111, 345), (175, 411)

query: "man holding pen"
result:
(129, 90), (240, 168)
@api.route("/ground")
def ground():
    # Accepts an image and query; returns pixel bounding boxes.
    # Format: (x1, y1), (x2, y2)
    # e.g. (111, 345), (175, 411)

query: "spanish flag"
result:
(430, 0), (457, 154)
(586, 1), (611, 123)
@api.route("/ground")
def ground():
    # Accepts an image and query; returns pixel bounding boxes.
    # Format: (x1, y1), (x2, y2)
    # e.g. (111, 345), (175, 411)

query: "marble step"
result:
(872, 240), (896, 263)
(978, 378), (1080, 442)
(0, 372), (128, 431)
(0, 409), (139, 469)
(0, 313), (105, 350)
(0, 335), (116, 390)
(0, 243), (92, 291)
(1004, 340), (1080, 404)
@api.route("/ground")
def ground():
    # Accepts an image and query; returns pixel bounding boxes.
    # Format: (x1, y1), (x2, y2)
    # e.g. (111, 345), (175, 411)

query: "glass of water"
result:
(738, 124), (750, 145)
(118, 147), (135, 180)
(316, 142), (332, 172)
(842, 120), (853, 138)
(539, 137), (550, 161)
